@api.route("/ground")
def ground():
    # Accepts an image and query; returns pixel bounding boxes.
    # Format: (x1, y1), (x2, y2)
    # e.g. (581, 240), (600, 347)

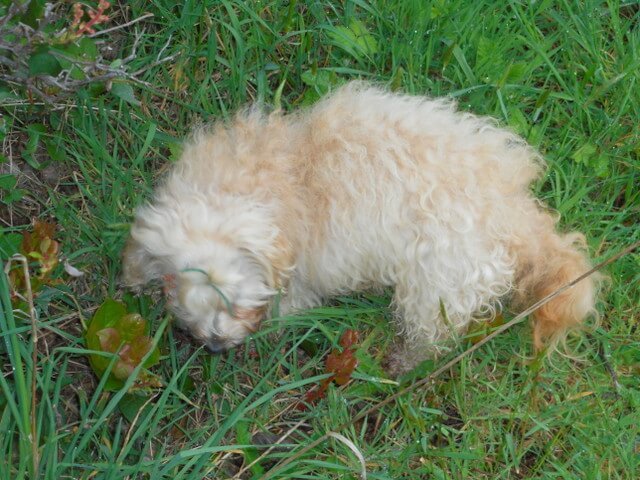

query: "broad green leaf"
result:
(591, 153), (610, 178)
(21, 123), (47, 169)
(535, 89), (551, 109)
(505, 62), (528, 84)
(0, 232), (22, 259)
(391, 66), (405, 91)
(52, 38), (98, 80)
(87, 301), (137, 389)
(301, 69), (338, 90)
(86, 300), (127, 340)
(301, 69), (340, 105)
(68, 37), (99, 61)
(166, 141), (182, 162)
(119, 313), (148, 340)
(28, 52), (62, 77)
(110, 82), (141, 106)
(328, 19), (378, 60)
(476, 36), (499, 68)
(572, 143), (597, 164)
(45, 138), (65, 162)
(86, 82), (107, 98)
(0, 174), (17, 190)
(507, 108), (529, 137)
(20, 0), (45, 28)
(236, 419), (264, 477)
(26, 123), (47, 136)
(118, 393), (153, 423)
(235, 420), (265, 476)
(430, 0), (450, 19)
(85, 299), (160, 391)
(2, 189), (24, 205)
(442, 41), (456, 69)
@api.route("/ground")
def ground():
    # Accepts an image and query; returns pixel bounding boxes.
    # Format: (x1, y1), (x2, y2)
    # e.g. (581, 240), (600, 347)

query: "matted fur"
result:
(123, 82), (599, 359)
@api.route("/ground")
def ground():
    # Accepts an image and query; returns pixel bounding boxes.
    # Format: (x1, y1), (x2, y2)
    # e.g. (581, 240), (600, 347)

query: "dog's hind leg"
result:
(385, 232), (515, 373)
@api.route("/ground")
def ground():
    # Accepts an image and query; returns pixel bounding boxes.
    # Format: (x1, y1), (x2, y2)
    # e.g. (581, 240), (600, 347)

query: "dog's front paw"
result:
(382, 342), (419, 377)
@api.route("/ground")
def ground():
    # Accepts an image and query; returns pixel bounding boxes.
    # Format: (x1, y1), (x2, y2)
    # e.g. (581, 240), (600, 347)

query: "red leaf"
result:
(124, 335), (154, 365)
(339, 329), (358, 349)
(326, 330), (359, 385)
(85, 299), (161, 391)
(18, 220), (60, 281)
(96, 327), (121, 353)
(297, 329), (359, 410)
(302, 387), (327, 405)
(328, 354), (358, 385)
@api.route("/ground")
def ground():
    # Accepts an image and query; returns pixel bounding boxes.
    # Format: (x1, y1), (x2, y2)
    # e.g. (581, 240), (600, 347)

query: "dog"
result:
(122, 82), (599, 367)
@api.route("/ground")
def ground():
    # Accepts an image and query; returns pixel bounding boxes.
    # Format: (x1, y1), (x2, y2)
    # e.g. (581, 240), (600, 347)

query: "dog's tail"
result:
(512, 214), (602, 350)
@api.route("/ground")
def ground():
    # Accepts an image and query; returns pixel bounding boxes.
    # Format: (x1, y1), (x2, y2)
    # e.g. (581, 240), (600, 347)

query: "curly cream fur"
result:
(123, 82), (599, 357)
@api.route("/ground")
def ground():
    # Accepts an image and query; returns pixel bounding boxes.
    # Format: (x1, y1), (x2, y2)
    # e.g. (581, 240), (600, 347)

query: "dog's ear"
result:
(121, 234), (155, 287)
(269, 234), (295, 288)
(241, 233), (294, 290)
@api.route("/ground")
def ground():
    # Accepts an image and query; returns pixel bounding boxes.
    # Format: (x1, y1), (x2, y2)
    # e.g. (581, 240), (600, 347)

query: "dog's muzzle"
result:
(205, 334), (228, 354)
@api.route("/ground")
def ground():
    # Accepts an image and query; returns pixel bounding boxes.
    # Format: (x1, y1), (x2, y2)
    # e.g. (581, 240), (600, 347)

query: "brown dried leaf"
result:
(19, 220), (60, 280)
(298, 329), (359, 410)
(326, 329), (359, 385)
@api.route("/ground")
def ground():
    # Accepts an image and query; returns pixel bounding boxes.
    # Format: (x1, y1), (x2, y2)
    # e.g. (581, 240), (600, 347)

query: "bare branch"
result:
(88, 12), (154, 37)
(0, 4), (154, 103)
(0, 1), (30, 29)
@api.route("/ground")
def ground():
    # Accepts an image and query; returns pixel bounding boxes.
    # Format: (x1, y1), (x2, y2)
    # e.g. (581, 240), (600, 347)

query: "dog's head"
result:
(122, 187), (291, 352)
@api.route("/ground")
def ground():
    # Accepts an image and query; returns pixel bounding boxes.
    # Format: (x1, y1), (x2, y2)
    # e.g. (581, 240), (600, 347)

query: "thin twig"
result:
(132, 53), (180, 76)
(155, 33), (173, 62)
(117, 393), (158, 461)
(88, 12), (154, 37)
(0, 1), (29, 28)
(260, 240), (640, 479)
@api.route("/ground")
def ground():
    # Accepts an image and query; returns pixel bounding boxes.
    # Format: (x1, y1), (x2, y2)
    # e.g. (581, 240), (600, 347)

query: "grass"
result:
(1, 0), (639, 478)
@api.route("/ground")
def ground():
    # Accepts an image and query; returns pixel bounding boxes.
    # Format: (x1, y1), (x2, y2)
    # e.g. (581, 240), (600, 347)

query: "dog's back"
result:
(292, 83), (600, 347)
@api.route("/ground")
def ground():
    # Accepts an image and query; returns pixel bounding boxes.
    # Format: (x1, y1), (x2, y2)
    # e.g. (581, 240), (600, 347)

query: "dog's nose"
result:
(205, 335), (227, 354)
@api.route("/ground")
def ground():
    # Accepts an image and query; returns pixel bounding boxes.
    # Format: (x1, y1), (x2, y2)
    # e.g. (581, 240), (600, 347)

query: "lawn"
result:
(1, 0), (639, 478)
